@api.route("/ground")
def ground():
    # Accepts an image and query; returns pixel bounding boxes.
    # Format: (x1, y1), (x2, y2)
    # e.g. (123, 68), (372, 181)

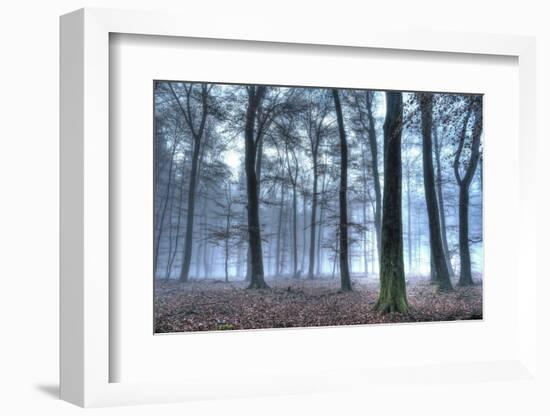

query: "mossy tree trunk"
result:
(374, 92), (408, 313)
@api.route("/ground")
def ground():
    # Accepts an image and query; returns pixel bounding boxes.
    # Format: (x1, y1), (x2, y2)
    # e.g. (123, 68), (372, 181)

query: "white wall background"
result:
(0, 1), (548, 415)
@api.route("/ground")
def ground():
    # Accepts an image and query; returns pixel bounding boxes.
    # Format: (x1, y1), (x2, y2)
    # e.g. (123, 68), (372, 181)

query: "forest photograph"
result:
(153, 81), (483, 333)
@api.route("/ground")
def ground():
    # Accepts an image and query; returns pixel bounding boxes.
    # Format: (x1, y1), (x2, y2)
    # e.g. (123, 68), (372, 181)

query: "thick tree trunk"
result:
(458, 184), (473, 285)
(245, 122), (266, 281)
(332, 89), (352, 292)
(245, 86), (269, 289)
(419, 93), (453, 291)
(374, 92), (408, 313)
(245, 246), (252, 281)
(179, 137), (201, 282)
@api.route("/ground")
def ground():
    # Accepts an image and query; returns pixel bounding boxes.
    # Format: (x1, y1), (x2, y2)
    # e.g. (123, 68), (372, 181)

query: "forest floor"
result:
(154, 277), (482, 333)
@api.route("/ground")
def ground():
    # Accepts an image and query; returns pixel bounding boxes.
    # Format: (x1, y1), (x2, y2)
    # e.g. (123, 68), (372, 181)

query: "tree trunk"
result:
(245, 119), (266, 281)
(291, 183), (298, 278)
(245, 86), (269, 289)
(316, 172), (327, 276)
(433, 126), (454, 278)
(458, 184), (473, 285)
(276, 182), (285, 277)
(453, 97), (482, 286)
(360, 140), (369, 277)
(419, 93), (453, 291)
(179, 137), (201, 282)
(224, 211), (230, 282)
(362, 194), (369, 277)
(406, 160), (413, 275)
(155, 129), (179, 279)
(332, 89), (352, 292)
(374, 92), (408, 313)
(366, 91), (382, 263)
(301, 191), (307, 274)
(169, 84), (210, 283)
(308, 158), (318, 278)
(164, 174), (176, 279)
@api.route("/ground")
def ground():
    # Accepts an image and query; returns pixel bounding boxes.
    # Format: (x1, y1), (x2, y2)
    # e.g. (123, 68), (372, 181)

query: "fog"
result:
(153, 83), (483, 284)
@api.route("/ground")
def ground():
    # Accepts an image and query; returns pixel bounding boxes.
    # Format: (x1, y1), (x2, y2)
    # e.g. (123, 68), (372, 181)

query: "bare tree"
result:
(168, 83), (212, 282)
(301, 90), (331, 279)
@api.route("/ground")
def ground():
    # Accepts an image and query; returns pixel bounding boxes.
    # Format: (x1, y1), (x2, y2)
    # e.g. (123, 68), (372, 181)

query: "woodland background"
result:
(154, 83), (483, 331)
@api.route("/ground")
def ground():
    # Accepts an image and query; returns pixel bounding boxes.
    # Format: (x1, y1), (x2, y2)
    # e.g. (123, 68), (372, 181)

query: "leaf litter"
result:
(154, 278), (482, 333)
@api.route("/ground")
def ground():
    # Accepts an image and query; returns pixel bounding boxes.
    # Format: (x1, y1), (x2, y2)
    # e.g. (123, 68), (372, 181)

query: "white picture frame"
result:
(60, 7), (538, 408)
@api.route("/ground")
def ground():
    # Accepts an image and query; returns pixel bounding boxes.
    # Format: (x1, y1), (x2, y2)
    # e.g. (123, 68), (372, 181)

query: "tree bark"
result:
(291, 182), (298, 278)
(360, 140), (370, 277)
(433, 126), (454, 278)
(454, 96), (482, 286)
(316, 171), (328, 276)
(245, 86), (269, 289)
(419, 92), (453, 291)
(458, 184), (472, 285)
(406, 159), (413, 275)
(374, 92), (408, 313)
(308, 159), (318, 279)
(301, 191), (307, 274)
(365, 92), (382, 264)
(276, 183), (285, 277)
(167, 158), (187, 279)
(224, 213), (230, 282)
(332, 89), (352, 292)
(154, 130), (177, 279)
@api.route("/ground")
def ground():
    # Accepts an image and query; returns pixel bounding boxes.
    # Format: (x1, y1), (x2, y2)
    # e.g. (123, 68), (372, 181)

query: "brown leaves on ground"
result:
(154, 278), (482, 333)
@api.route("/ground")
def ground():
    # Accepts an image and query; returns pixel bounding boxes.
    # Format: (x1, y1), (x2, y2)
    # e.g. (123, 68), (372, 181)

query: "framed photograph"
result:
(60, 7), (538, 408)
